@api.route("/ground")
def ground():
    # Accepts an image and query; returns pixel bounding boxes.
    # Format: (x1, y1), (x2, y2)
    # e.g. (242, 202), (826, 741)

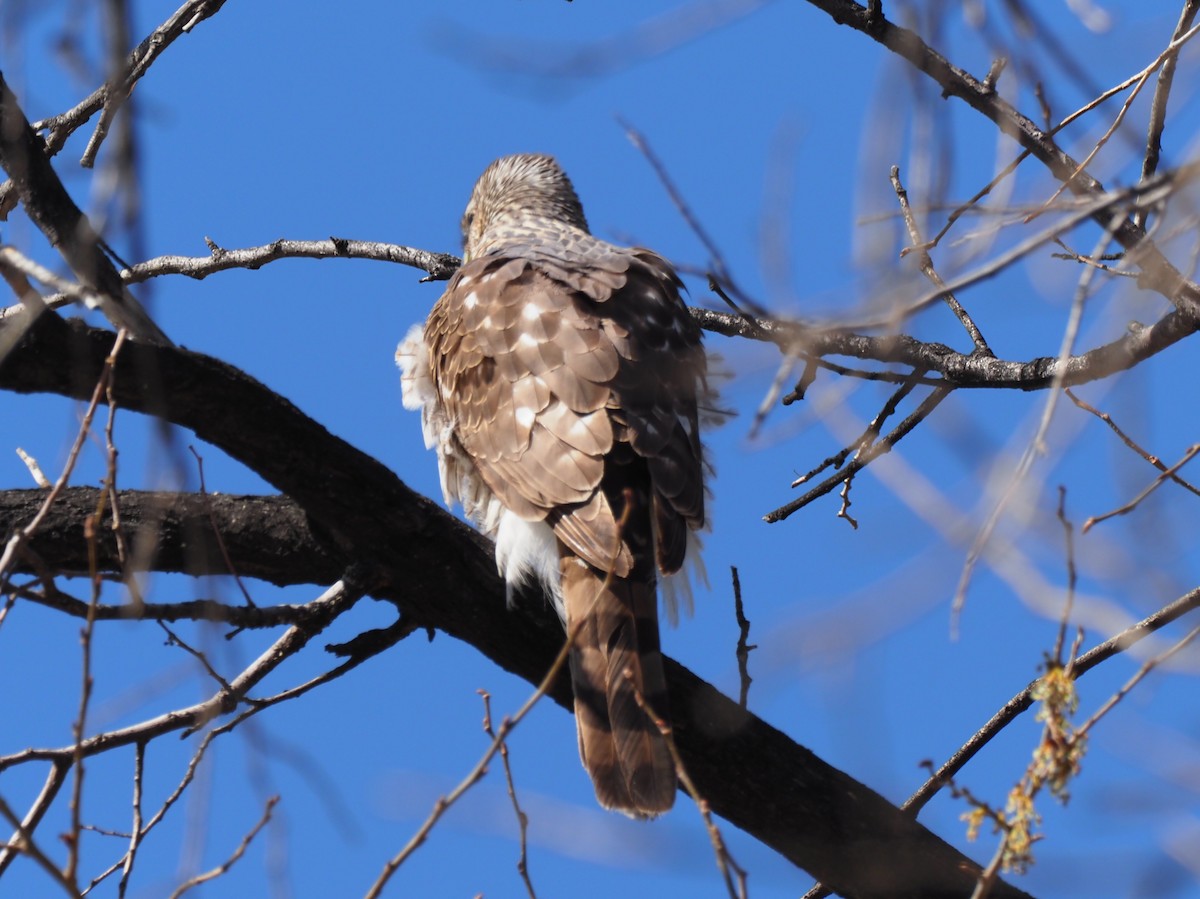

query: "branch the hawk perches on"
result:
(397, 153), (713, 817)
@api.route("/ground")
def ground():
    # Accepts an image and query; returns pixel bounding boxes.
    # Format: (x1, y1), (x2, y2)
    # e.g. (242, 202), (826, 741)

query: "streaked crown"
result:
(461, 154), (589, 260)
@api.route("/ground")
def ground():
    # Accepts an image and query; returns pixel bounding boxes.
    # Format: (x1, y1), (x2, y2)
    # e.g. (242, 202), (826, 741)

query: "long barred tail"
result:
(558, 547), (676, 818)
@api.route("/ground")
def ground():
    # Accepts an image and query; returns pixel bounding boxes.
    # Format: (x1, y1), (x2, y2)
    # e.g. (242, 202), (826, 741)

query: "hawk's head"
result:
(461, 154), (589, 260)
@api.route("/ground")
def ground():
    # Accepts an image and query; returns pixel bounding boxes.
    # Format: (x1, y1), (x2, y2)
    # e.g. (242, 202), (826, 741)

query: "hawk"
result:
(397, 154), (711, 817)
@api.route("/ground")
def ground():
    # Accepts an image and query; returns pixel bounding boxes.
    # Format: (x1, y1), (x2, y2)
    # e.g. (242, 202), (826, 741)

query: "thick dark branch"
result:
(0, 488), (338, 589)
(0, 316), (1030, 899)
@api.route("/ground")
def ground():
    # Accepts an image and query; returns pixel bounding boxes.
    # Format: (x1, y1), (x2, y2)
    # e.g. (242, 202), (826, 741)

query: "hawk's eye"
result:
(463, 211), (476, 233)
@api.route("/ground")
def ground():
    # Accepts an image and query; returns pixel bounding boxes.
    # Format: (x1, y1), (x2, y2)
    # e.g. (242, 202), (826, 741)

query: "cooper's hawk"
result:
(397, 154), (711, 818)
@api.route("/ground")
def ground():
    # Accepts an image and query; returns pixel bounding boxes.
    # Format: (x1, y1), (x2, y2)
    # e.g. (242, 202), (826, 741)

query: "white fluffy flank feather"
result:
(494, 511), (564, 617)
(395, 324), (432, 415)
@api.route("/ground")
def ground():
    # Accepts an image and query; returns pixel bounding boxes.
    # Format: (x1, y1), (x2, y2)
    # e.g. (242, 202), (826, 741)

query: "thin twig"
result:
(630, 681), (748, 899)
(187, 445), (256, 608)
(14, 448), (50, 489)
(1082, 443), (1200, 532)
(0, 75), (170, 343)
(620, 119), (766, 317)
(0, 790), (77, 896)
(766, 386), (952, 523)
(903, 585), (1200, 816)
(1052, 488), (1077, 666)
(689, 296), (1195, 393)
(1050, 238), (1137, 276)
(699, 159), (1200, 350)
(48, 0), (228, 167)
(480, 691), (537, 899)
(891, 166), (992, 354)
(970, 835), (1009, 899)
(1066, 389), (1200, 497)
(117, 742), (145, 898)
(923, 149), (1032, 252)
(0, 760), (69, 882)
(8, 582), (345, 628)
(1027, 57), (1163, 221)
(158, 621), (233, 692)
(166, 795), (278, 899)
(791, 373), (927, 493)
(954, 208), (1124, 620)
(1075, 622), (1200, 739)
(0, 1), (227, 218)
(0, 579), (363, 773)
(749, 353), (799, 438)
(0, 332), (126, 588)
(879, 170), (1198, 330)
(730, 568), (755, 709)
(0, 240), (461, 331)
(909, 15), (1185, 258)
(1135, 0), (1200, 228)
(801, 357), (943, 388)
(79, 587), (384, 893)
(364, 621), (582, 899)
(827, 1), (1200, 326)
(66, 339), (127, 888)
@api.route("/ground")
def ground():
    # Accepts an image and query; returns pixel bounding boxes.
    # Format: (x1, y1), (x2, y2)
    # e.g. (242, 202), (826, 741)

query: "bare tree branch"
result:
(123, 238), (461, 285)
(0, 76), (169, 343)
(805, 0), (1200, 315)
(903, 585), (1200, 816)
(691, 305), (1197, 391)
(0, 316), (1033, 899)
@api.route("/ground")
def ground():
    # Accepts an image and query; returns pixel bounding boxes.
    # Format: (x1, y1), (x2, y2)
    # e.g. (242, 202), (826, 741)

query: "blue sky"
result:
(2, 1), (1200, 897)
